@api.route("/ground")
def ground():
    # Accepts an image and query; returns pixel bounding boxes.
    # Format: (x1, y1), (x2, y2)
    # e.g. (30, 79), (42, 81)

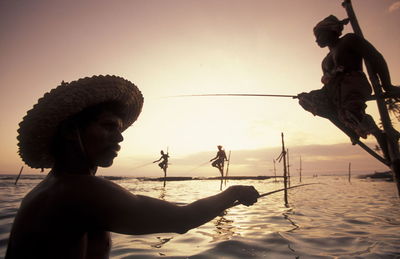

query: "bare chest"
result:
(323, 45), (362, 73)
(82, 231), (112, 259)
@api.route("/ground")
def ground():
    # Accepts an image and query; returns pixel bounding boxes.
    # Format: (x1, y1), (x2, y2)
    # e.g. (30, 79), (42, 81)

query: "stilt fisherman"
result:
(210, 145), (228, 178)
(153, 150), (169, 178)
(298, 15), (399, 160)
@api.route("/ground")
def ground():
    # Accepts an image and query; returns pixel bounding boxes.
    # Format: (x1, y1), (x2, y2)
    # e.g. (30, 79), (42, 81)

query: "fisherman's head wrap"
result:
(17, 75), (144, 169)
(313, 15), (350, 37)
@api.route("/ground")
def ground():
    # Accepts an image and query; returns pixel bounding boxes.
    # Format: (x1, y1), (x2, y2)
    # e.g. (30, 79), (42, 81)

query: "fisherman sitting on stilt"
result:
(297, 15), (400, 161)
(210, 145), (228, 178)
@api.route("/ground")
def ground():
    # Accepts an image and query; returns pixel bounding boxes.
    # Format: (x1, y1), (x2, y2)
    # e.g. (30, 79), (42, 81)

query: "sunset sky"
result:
(1, 0), (399, 177)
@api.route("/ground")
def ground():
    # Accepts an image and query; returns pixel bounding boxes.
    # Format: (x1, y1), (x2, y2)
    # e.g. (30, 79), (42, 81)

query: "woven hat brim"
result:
(17, 75), (144, 169)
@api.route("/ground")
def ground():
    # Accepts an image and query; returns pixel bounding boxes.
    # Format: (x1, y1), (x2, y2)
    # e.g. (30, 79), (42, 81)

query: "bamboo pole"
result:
(342, 0), (400, 194)
(299, 156), (302, 183)
(287, 148), (291, 187)
(225, 150), (231, 178)
(273, 159), (277, 182)
(14, 166), (24, 185)
(348, 162), (351, 183)
(281, 133), (289, 205)
(224, 150), (231, 185)
(170, 92), (399, 101)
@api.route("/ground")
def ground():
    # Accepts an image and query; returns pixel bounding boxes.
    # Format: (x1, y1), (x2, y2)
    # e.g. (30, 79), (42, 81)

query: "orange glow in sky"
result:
(0, 0), (399, 177)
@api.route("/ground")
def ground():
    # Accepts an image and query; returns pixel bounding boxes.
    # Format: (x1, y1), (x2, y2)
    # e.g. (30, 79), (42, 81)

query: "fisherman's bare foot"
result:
(384, 85), (400, 93)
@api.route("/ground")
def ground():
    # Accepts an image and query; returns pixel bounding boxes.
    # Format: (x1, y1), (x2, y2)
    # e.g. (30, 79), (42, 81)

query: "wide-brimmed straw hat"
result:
(17, 75), (144, 169)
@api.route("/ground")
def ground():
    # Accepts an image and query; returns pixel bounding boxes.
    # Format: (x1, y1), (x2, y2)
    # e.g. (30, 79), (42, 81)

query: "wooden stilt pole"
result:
(273, 159), (277, 182)
(299, 156), (302, 183)
(287, 148), (291, 187)
(224, 150), (231, 185)
(329, 117), (388, 166)
(15, 166), (24, 185)
(342, 0), (400, 195)
(348, 162), (352, 183)
(281, 133), (289, 205)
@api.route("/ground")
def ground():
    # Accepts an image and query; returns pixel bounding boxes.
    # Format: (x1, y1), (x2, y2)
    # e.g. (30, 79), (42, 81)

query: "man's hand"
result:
(228, 185), (260, 206)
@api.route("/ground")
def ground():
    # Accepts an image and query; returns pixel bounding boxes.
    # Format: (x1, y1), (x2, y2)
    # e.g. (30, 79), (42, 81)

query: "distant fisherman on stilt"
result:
(153, 150), (169, 178)
(210, 145), (228, 178)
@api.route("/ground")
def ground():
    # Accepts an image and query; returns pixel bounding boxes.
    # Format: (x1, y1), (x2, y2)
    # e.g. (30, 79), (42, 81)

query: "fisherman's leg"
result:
(327, 115), (360, 145)
(359, 114), (391, 161)
(211, 160), (218, 168)
(298, 89), (360, 142)
(218, 166), (224, 178)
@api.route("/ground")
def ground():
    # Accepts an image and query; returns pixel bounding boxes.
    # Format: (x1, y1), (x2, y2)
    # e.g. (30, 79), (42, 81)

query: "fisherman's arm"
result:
(352, 34), (395, 91)
(80, 177), (259, 235)
(153, 156), (162, 163)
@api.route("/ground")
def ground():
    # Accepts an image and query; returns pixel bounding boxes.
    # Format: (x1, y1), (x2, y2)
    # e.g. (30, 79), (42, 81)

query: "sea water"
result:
(0, 175), (399, 259)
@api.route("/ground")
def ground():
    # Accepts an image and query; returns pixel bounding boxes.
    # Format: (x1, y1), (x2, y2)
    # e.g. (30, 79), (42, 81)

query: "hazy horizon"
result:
(2, 141), (389, 177)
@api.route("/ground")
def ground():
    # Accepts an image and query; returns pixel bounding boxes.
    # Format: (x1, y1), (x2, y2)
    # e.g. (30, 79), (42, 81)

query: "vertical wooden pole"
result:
(287, 148), (291, 187)
(342, 0), (400, 195)
(273, 159), (277, 182)
(348, 162), (351, 183)
(281, 133), (289, 205)
(224, 150), (231, 185)
(299, 156), (302, 183)
(15, 166), (24, 185)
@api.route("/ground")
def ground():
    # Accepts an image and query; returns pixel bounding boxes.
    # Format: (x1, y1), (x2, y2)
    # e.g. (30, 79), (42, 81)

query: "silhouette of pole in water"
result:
(342, 0), (400, 194)
(287, 148), (291, 187)
(276, 133), (289, 205)
(273, 159), (277, 182)
(224, 150), (231, 185)
(14, 166), (24, 185)
(348, 162), (351, 183)
(299, 156), (302, 183)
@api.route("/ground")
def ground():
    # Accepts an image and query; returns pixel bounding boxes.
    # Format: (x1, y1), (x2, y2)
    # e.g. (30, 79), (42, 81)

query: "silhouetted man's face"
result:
(80, 111), (124, 167)
(315, 30), (338, 48)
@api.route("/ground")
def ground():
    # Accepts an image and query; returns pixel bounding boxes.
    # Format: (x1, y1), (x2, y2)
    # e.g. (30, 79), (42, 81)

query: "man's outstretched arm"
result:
(78, 177), (259, 235)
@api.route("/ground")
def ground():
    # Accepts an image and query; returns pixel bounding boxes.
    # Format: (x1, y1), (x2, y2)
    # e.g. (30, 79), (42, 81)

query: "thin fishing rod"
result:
(231, 183), (320, 207)
(170, 93), (298, 98)
(168, 93), (396, 101)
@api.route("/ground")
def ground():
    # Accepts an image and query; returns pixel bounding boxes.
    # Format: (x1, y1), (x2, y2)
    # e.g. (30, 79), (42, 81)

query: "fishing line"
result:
(132, 161), (154, 170)
(184, 161), (210, 174)
(231, 183), (321, 207)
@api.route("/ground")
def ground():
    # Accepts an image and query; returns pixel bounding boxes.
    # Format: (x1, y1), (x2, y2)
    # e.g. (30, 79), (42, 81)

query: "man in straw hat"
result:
(297, 15), (399, 160)
(6, 75), (259, 259)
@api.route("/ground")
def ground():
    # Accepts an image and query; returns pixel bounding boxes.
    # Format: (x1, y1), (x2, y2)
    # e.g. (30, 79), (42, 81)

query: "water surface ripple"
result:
(0, 175), (399, 258)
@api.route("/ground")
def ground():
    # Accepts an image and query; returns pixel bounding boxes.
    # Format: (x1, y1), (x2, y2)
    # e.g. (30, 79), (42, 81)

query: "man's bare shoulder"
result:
(340, 33), (365, 44)
(23, 174), (128, 208)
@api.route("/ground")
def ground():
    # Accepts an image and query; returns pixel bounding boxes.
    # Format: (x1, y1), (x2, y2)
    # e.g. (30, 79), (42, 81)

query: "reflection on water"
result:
(150, 236), (173, 249)
(283, 209), (299, 233)
(1, 175), (400, 258)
